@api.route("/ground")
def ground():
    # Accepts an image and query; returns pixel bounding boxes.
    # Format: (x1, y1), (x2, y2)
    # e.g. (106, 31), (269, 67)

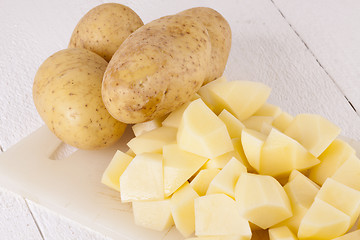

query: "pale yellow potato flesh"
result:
(284, 114), (341, 157)
(331, 154), (360, 191)
(132, 116), (166, 137)
(207, 158), (247, 198)
(163, 144), (208, 197)
(309, 139), (355, 186)
(33, 48), (126, 149)
(243, 116), (274, 133)
(204, 80), (271, 121)
(177, 7), (231, 84)
(254, 103), (282, 118)
(218, 109), (245, 138)
(332, 229), (360, 240)
(195, 194), (251, 239)
(241, 129), (267, 173)
(316, 178), (360, 228)
(298, 198), (350, 240)
(268, 226), (297, 240)
(101, 150), (133, 191)
(132, 199), (174, 231)
(177, 99), (233, 159)
(198, 76), (228, 114)
(260, 128), (319, 177)
(272, 112), (294, 133)
(102, 14), (211, 123)
(235, 173), (292, 229)
(127, 126), (177, 155)
(171, 182), (199, 237)
(190, 169), (220, 196)
(119, 153), (163, 202)
(69, 3), (144, 61)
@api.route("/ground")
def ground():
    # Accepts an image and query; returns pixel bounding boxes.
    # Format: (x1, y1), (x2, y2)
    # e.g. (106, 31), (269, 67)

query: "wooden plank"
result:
(272, 0), (360, 114)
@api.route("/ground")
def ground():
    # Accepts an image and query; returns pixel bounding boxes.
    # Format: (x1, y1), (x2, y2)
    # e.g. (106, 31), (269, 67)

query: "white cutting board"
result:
(0, 125), (184, 240)
(1, 125), (360, 240)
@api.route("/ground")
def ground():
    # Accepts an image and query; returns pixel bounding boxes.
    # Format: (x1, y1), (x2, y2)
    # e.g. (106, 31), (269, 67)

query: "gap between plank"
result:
(25, 200), (45, 240)
(270, 0), (358, 114)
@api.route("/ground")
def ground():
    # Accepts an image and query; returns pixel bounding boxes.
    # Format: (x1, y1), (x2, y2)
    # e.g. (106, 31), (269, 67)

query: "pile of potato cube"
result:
(102, 77), (360, 240)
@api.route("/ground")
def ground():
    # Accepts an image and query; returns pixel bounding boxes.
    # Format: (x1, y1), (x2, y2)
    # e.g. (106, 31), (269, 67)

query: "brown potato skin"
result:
(178, 7), (232, 84)
(69, 3), (144, 62)
(33, 48), (127, 150)
(102, 15), (211, 124)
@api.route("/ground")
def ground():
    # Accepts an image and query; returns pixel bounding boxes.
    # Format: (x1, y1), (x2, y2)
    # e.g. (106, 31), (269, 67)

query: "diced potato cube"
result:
(132, 199), (174, 231)
(332, 229), (360, 240)
(298, 198), (350, 239)
(197, 76), (228, 114)
(203, 151), (235, 169)
(218, 109), (245, 138)
(272, 112), (293, 133)
(332, 154), (360, 191)
(254, 103), (282, 118)
(235, 173), (292, 229)
(162, 101), (192, 128)
(277, 170), (319, 233)
(101, 150), (133, 191)
(268, 226), (297, 240)
(232, 137), (255, 172)
(309, 139), (356, 185)
(243, 116), (274, 133)
(241, 129), (266, 173)
(202, 80), (271, 121)
(284, 114), (340, 157)
(132, 116), (166, 137)
(195, 194), (251, 239)
(120, 153), (163, 202)
(127, 126), (177, 155)
(260, 128), (319, 177)
(177, 99), (233, 159)
(171, 182), (199, 237)
(207, 158), (247, 198)
(316, 178), (360, 228)
(190, 169), (220, 196)
(163, 144), (208, 197)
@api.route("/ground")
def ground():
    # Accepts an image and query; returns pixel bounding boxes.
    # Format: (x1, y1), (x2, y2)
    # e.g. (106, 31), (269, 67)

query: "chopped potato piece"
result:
(127, 126), (177, 155)
(298, 198), (350, 239)
(241, 129), (266, 173)
(132, 116), (166, 137)
(120, 153), (163, 202)
(284, 114), (340, 157)
(332, 154), (360, 191)
(268, 226), (297, 240)
(207, 158), (247, 198)
(163, 144), (208, 197)
(197, 76), (228, 114)
(235, 173), (292, 229)
(132, 199), (173, 231)
(260, 128), (319, 177)
(177, 99), (233, 159)
(332, 229), (360, 240)
(195, 194), (251, 239)
(171, 182), (199, 237)
(254, 103), (282, 118)
(316, 178), (360, 228)
(309, 139), (356, 185)
(243, 116), (274, 133)
(272, 112), (293, 132)
(101, 150), (133, 191)
(190, 169), (220, 196)
(218, 109), (245, 138)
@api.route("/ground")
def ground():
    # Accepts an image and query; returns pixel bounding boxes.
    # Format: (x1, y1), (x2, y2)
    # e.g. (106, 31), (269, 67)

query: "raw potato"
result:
(177, 7), (232, 84)
(69, 3), (143, 61)
(33, 48), (126, 149)
(102, 14), (211, 124)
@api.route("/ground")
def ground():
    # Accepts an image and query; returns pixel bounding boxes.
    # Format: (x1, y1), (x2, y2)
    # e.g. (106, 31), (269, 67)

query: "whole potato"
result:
(69, 3), (144, 62)
(33, 48), (126, 150)
(178, 7), (232, 84)
(102, 14), (211, 124)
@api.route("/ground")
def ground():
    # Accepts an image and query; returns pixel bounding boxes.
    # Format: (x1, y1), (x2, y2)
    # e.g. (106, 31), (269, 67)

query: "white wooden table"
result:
(0, 0), (359, 239)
